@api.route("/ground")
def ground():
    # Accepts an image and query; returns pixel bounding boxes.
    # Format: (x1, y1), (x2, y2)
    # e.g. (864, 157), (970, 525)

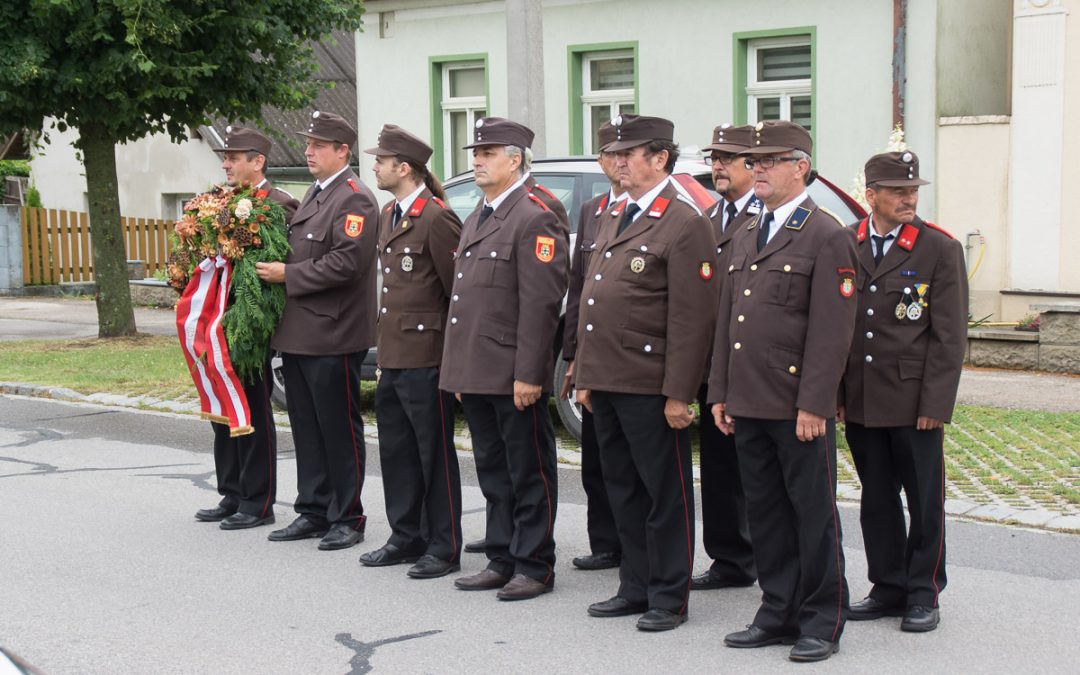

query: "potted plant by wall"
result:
(1015, 313), (1040, 332)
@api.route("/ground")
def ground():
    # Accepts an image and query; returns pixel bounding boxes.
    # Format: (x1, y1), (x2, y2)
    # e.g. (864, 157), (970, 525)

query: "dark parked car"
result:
(272, 155), (867, 442)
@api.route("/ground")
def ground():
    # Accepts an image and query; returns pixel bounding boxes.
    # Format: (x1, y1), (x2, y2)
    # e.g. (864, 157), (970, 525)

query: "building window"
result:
(581, 51), (636, 154)
(161, 193), (196, 221)
(744, 36), (812, 132)
(429, 55), (488, 179)
(568, 42), (638, 155)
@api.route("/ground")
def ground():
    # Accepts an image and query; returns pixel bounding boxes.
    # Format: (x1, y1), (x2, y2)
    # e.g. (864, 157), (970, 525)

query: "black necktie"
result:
(392, 204), (402, 230)
(871, 233), (894, 265)
(304, 183), (322, 206)
(756, 212), (774, 253)
(617, 203), (641, 236)
(477, 205), (494, 227)
(724, 201), (738, 233)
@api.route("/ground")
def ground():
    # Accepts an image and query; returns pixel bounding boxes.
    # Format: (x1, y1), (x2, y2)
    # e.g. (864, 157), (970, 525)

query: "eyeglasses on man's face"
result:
(706, 154), (739, 166)
(743, 156), (800, 170)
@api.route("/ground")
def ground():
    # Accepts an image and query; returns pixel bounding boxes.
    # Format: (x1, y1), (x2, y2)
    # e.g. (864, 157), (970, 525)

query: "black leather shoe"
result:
(848, 596), (905, 621)
(464, 538), (487, 553)
(724, 625), (798, 648)
(587, 596), (648, 618)
(219, 512), (275, 530)
(572, 552), (621, 570)
(636, 608), (687, 631)
(195, 504), (237, 522)
(789, 637), (839, 662)
(690, 568), (756, 591)
(319, 523), (365, 551)
(359, 543), (423, 567)
(268, 515), (329, 542)
(407, 555), (460, 579)
(901, 606), (940, 632)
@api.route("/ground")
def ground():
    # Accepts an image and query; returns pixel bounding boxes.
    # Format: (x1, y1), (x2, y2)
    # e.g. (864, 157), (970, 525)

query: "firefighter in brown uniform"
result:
(691, 123), (760, 589)
(707, 121), (855, 661)
(256, 110), (379, 551)
(841, 151), (967, 632)
(463, 146), (571, 557)
(575, 114), (719, 632)
(559, 121), (623, 571)
(195, 126), (299, 530)
(439, 117), (569, 601)
(353, 125), (465, 577)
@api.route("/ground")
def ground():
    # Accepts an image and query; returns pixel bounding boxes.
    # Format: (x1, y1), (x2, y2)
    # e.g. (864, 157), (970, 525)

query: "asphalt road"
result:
(1, 395), (1079, 674)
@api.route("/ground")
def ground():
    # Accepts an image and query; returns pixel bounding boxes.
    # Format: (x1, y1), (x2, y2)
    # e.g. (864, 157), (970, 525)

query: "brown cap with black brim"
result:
(742, 120), (813, 155)
(864, 150), (931, 187)
(462, 117), (535, 150)
(364, 124), (433, 166)
(213, 126), (272, 157)
(604, 114), (675, 152)
(703, 123), (752, 153)
(296, 110), (357, 149)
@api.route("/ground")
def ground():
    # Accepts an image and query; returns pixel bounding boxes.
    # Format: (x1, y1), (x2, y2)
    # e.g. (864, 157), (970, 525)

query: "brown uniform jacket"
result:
(562, 191), (617, 360)
(257, 180), (300, 225)
(438, 184), (569, 395)
(574, 180), (720, 404)
(270, 168), (380, 356)
(841, 216), (968, 426)
(707, 196), (858, 419)
(375, 189), (463, 369)
(525, 174), (570, 229)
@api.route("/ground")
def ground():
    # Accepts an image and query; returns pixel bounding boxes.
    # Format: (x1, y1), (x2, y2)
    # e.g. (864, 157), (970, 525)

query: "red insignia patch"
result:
(647, 197), (670, 218)
(409, 197), (427, 217)
(699, 262), (713, 280)
(856, 218), (869, 242)
(840, 276), (855, 297)
(535, 235), (555, 263)
(344, 214), (364, 238)
(255, 189), (269, 199)
(896, 223), (919, 250)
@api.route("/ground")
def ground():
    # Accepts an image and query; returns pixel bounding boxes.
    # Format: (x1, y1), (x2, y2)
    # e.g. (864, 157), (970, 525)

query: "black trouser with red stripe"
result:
(845, 423), (947, 609)
(591, 391), (695, 616)
(460, 393), (558, 585)
(696, 384), (755, 583)
(375, 367), (462, 562)
(211, 360), (277, 517)
(579, 407), (621, 556)
(734, 417), (848, 642)
(282, 351), (368, 531)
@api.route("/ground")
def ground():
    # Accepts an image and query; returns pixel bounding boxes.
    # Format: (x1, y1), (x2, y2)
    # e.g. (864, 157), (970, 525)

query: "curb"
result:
(2, 381), (1077, 535)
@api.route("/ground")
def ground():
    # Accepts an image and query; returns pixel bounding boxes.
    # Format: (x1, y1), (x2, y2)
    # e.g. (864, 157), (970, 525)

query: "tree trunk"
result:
(79, 122), (137, 337)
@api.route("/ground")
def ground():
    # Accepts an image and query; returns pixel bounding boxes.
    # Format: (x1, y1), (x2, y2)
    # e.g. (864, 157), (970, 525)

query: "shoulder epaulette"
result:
(674, 193), (703, 216)
(346, 178), (359, 193)
(818, 206), (847, 228)
(527, 193), (551, 212)
(923, 221), (955, 239)
(531, 183), (557, 200)
(431, 196), (447, 209)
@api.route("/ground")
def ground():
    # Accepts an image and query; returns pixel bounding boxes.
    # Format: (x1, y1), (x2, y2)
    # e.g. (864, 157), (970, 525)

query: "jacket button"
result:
(404, 247), (411, 253)
(743, 289), (751, 296)
(644, 344), (652, 352)
(382, 287), (388, 294)
(734, 342), (742, 350)
(587, 298), (595, 305)
(594, 274), (602, 281)
(869, 284), (877, 293)
(381, 307), (387, 314)
(866, 331), (873, 339)
(306, 233), (313, 239)
(865, 355), (873, 363)
(457, 272), (463, 279)
(465, 251), (472, 257)
(417, 324), (424, 331)
(451, 317), (458, 325)
(867, 308), (874, 316)
(737, 314), (745, 322)
(788, 365), (797, 374)
(490, 251), (497, 257)
(750, 264), (758, 271)
(385, 247), (391, 254)
(783, 264), (791, 272)
(384, 267), (390, 274)
(728, 264), (735, 272)
(453, 294), (459, 302)
(586, 324), (594, 331)
(605, 251), (612, 258)
(640, 245), (648, 252)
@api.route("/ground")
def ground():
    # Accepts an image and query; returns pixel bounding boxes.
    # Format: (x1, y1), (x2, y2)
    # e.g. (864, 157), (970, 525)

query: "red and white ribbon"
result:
(202, 256), (253, 436)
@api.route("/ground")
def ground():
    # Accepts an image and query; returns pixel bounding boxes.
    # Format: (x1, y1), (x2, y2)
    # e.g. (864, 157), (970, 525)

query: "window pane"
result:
(589, 57), (634, 91)
(757, 97), (781, 121)
(589, 105), (610, 154)
(618, 102), (635, 115)
(449, 67), (484, 98)
(450, 110), (468, 175)
(792, 95), (812, 132)
(758, 45), (811, 82)
(444, 179), (484, 221)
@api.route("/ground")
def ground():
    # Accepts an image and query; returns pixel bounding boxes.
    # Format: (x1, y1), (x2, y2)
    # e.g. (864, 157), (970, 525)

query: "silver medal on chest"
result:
(401, 255), (414, 272)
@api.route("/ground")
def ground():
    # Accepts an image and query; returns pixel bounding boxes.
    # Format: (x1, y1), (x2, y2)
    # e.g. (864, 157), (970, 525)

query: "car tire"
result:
(553, 353), (583, 442)
(270, 351), (288, 411)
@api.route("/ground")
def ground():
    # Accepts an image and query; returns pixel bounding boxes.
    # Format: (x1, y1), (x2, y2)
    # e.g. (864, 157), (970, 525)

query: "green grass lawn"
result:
(2, 336), (1077, 512)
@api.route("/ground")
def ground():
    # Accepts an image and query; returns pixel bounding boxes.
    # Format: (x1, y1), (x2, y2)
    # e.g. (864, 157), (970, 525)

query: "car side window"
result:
(444, 180), (484, 222)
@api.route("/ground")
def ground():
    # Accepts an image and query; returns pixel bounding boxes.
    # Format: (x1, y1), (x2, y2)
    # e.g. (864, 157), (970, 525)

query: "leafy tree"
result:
(0, 0), (365, 336)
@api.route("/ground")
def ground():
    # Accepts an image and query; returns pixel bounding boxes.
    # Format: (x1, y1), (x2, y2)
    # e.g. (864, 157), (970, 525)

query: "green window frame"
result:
(732, 27), (816, 145)
(567, 41), (639, 155)
(429, 53), (490, 180)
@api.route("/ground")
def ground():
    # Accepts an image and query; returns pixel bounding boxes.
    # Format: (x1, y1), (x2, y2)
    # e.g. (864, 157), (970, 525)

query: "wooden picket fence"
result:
(21, 208), (173, 285)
